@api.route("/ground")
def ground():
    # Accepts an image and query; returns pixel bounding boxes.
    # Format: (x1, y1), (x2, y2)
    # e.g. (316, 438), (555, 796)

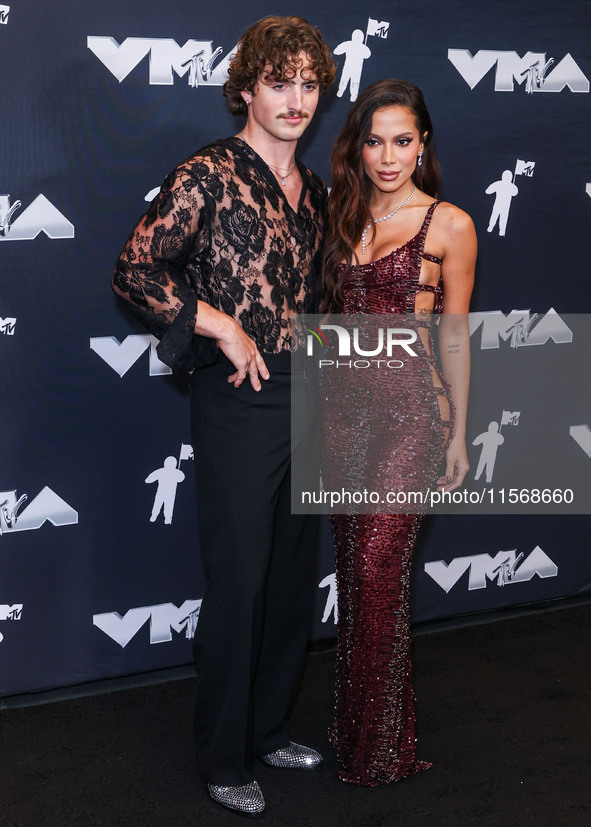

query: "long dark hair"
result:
(321, 79), (441, 311)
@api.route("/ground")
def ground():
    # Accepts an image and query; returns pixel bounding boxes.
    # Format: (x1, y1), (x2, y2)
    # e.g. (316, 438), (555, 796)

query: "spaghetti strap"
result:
(417, 200), (440, 263)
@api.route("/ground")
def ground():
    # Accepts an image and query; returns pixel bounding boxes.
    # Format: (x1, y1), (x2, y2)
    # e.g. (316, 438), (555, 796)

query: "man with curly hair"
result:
(112, 16), (335, 817)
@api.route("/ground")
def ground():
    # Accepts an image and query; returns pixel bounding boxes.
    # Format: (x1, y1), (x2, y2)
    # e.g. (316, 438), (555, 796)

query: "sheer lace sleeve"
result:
(112, 164), (217, 374)
(112, 139), (326, 373)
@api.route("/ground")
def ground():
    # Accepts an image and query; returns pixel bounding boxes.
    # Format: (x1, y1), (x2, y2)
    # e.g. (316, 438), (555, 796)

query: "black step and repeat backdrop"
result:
(2, 0), (591, 697)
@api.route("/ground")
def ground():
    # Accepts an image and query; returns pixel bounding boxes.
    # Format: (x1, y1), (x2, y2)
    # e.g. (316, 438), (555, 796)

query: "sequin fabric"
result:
(260, 741), (323, 769)
(207, 780), (265, 816)
(322, 201), (449, 786)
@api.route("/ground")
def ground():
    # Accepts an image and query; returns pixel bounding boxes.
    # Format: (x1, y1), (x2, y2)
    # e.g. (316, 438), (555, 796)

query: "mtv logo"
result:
(0, 317), (16, 334)
(0, 6), (9, 25)
(0, 604), (23, 621)
(0, 602), (22, 643)
(93, 600), (202, 647)
(0, 487), (78, 535)
(500, 410), (520, 427)
(515, 159), (535, 177)
(367, 18), (389, 39)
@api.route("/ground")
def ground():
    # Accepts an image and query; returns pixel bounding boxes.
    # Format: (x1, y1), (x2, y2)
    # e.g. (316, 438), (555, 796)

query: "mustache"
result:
(277, 109), (311, 120)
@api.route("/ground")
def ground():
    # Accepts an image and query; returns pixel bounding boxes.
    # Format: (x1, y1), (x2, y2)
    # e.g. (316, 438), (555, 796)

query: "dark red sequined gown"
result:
(323, 201), (451, 786)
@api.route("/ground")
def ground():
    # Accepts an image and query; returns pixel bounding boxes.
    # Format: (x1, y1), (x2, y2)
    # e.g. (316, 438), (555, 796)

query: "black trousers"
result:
(190, 352), (319, 786)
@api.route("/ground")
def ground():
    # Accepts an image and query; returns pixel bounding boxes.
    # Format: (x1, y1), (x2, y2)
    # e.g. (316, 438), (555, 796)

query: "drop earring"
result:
(417, 152), (423, 167)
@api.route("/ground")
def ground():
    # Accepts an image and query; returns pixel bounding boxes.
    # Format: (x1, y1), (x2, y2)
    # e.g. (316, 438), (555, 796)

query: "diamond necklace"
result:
(238, 131), (295, 186)
(361, 185), (417, 255)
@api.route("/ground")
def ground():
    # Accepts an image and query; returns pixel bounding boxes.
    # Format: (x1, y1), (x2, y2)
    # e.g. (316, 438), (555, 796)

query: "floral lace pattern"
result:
(113, 137), (327, 374)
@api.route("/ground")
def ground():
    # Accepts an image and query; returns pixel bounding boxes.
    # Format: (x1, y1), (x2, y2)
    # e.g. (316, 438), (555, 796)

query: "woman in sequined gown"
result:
(320, 80), (477, 786)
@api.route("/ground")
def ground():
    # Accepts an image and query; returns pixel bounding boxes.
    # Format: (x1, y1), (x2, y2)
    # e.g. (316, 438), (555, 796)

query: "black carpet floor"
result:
(2, 603), (591, 827)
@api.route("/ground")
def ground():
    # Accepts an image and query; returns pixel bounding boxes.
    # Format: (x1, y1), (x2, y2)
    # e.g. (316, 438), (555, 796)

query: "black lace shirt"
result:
(112, 137), (327, 374)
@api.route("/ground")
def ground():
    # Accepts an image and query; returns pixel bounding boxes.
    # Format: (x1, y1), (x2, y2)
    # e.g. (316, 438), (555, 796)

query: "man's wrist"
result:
(195, 300), (234, 342)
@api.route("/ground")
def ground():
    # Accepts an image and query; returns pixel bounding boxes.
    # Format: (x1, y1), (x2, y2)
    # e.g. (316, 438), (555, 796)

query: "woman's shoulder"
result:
(433, 199), (474, 230)
(431, 201), (476, 242)
(428, 201), (476, 255)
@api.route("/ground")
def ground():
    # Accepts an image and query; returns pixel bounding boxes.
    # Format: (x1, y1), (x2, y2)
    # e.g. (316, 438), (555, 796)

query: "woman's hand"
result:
(437, 434), (470, 492)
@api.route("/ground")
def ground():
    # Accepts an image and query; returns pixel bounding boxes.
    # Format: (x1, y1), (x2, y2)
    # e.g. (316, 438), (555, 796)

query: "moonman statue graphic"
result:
(472, 421), (505, 483)
(485, 170), (518, 237)
(319, 572), (338, 623)
(146, 456), (185, 524)
(334, 30), (371, 102)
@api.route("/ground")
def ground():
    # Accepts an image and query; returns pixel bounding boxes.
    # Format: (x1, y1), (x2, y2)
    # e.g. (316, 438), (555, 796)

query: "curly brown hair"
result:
(223, 16), (336, 116)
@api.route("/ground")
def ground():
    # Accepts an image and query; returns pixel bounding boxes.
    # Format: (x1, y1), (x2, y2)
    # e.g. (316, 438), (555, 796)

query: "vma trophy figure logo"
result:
(334, 17), (389, 102)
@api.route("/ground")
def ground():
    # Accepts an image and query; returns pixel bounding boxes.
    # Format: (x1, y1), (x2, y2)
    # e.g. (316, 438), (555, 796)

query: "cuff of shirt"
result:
(156, 295), (218, 374)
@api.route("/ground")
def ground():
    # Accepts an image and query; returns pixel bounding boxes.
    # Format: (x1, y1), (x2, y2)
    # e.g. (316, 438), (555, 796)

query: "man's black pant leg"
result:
(189, 353), (319, 786)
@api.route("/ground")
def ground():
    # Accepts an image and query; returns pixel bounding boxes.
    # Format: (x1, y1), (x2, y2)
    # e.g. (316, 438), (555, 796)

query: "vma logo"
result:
(0, 6), (10, 25)
(87, 36), (235, 87)
(90, 334), (172, 376)
(93, 600), (202, 647)
(0, 487), (78, 535)
(425, 545), (558, 592)
(469, 308), (573, 350)
(0, 604), (22, 642)
(0, 316), (16, 335)
(0, 194), (74, 241)
(448, 50), (589, 93)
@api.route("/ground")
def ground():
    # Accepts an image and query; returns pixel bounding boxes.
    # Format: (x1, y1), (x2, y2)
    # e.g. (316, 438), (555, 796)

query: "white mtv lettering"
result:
(0, 194), (74, 241)
(425, 546), (558, 592)
(0, 6), (10, 25)
(90, 334), (172, 376)
(0, 602), (22, 643)
(469, 308), (572, 349)
(0, 317), (16, 334)
(0, 487), (78, 534)
(87, 37), (235, 86)
(0, 604), (23, 620)
(93, 600), (202, 647)
(448, 49), (589, 93)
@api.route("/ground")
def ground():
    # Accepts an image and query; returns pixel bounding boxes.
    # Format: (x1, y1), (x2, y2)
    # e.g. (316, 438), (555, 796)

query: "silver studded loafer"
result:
(207, 780), (265, 817)
(260, 741), (323, 770)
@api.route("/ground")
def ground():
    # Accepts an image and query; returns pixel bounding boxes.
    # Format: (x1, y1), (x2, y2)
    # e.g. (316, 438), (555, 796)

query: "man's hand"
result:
(218, 323), (269, 391)
(196, 301), (270, 390)
(218, 320), (270, 391)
